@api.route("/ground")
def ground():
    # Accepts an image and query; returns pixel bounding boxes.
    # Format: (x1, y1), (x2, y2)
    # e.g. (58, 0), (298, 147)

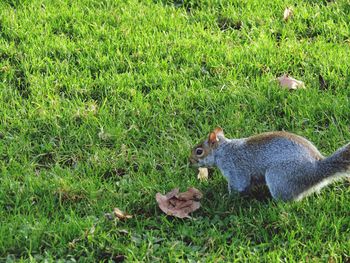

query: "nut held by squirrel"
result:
(197, 168), (209, 181)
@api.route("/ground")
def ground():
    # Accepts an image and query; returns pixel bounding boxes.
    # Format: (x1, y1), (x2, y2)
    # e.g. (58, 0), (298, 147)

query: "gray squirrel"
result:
(190, 127), (350, 201)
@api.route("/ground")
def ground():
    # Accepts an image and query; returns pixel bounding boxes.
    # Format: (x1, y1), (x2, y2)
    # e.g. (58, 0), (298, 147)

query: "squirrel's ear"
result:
(213, 127), (224, 137)
(208, 132), (218, 144)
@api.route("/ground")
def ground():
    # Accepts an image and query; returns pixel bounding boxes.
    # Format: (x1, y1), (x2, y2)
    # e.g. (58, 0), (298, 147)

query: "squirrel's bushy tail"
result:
(317, 142), (350, 179)
(293, 143), (350, 201)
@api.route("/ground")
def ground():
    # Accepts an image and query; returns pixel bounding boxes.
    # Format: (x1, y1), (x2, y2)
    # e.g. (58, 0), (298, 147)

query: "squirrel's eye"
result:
(196, 148), (204, 156)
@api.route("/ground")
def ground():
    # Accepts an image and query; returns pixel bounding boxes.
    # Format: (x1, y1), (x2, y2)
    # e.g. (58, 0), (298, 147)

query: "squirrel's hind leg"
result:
(265, 161), (316, 201)
(265, 172), (296, 201)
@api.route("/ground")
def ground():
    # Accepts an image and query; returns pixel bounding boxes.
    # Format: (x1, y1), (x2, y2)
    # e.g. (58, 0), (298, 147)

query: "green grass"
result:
(1, 0), (350, 261)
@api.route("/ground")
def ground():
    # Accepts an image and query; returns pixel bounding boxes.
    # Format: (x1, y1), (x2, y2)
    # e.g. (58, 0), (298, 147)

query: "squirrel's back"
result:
(243, 131), (324, 161)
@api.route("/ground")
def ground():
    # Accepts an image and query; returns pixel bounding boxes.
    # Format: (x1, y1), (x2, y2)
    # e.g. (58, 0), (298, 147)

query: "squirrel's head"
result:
(189, 127), (225, 167)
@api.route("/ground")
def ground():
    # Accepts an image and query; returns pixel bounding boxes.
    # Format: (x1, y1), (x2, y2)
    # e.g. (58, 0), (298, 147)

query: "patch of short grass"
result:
(0, 0), (350, 261)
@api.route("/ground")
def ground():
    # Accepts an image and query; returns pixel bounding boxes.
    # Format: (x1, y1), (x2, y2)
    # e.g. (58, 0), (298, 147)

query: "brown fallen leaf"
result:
(283, 7), (293, 21)
(156, 187), (203, 219)
(105, 208), (132, 220)
(197, 167), (209, 181)
(277, 74), (305, 90)
(114, 208), (132, 219)
(319, 74), (328, 90)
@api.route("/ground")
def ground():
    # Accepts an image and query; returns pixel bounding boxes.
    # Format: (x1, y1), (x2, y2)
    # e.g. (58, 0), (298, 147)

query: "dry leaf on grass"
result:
(319, 74), (328, 90)
(156, 187), (203, 219)
(277, 74), (305, 90)
(197, 167), (209, 181)
(114, 208), (132, 219)
(283, 7), (293, 21)
(105, 208), (132, 220)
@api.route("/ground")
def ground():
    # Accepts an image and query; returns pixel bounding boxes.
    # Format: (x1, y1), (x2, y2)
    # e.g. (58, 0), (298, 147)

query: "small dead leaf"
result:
(277, 74), (305, 90)
(319, 74), (328, 90)
(197, 167), (208, 181)
(156, 187), (203, 219)
(114, 208), (132, 219)
(283, 7), (293, 21)
(105, 208), (132, 220)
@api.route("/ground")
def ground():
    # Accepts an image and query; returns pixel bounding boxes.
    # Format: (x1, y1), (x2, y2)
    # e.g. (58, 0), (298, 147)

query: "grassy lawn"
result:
(1, 0), (350, 261)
